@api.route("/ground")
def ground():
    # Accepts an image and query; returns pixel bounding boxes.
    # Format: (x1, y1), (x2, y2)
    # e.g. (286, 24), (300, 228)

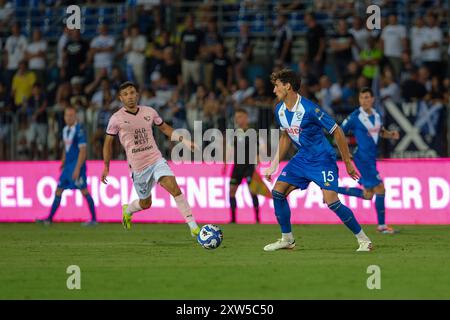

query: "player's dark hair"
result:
(235, 108), (248, 115)
(119, 81), (138, 94)
(270, 69), (301, 92)
(359, 87), (374, 97)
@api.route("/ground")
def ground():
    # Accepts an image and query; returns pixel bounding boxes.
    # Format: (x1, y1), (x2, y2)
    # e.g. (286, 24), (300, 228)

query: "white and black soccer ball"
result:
(197, 224), (223, 249)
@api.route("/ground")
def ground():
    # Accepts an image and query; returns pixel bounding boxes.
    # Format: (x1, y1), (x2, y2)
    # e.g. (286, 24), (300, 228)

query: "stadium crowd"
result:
(0, 0), (449, 161)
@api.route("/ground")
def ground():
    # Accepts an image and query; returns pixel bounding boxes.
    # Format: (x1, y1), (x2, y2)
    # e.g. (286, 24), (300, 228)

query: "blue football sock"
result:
(48, 195), (62, 221)
(229, 196), (237, 222)
(337, 187), (364, 199)
(84, 194), (96, 221)
(375, 194), (385, 225)
(328, 200), (362, 235)
(272, 190), (291, 233)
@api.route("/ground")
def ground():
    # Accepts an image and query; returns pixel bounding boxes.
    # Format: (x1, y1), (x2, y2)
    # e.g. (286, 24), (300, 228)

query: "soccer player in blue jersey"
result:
(264, 69), (372, 252)
(36, 106), (97, 225)
(338, 87), (399, 234)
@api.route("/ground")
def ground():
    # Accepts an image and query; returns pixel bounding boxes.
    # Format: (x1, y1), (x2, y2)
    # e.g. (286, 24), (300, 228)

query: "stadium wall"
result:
(0, 159), (449, 224)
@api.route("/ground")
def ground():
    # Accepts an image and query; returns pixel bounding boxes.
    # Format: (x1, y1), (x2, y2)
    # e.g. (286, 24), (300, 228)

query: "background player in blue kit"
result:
(338, 87), (400, 234)
(36, 106), (97, 225)
(264, 69), (372, 252)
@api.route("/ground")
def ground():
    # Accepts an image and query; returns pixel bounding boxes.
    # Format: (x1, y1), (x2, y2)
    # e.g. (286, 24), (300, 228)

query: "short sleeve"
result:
(77, 126), (87, 146)
(312, 106), (337, 134)
(149, 108), (164, 126)
(341, 113), (355, 134)
(274, 105), (285, 131)
(106, 115), (119, 136)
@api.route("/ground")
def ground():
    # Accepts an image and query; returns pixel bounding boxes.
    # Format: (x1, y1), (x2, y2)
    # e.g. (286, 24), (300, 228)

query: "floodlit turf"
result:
(0, 223), (449, 299)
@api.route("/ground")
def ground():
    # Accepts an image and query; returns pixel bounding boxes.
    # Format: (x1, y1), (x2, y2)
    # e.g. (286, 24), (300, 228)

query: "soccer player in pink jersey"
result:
(101, 81), (200, 237)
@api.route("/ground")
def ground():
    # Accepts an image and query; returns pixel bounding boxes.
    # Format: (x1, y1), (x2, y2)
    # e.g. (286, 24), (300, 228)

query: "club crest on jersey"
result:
(144, 116), (151, 122)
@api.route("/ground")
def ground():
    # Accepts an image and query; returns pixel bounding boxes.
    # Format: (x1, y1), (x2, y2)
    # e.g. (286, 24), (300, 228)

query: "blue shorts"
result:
(353, 157), (382, 189)
(277, 158), (339, 191)
(57, 165), (87, 190)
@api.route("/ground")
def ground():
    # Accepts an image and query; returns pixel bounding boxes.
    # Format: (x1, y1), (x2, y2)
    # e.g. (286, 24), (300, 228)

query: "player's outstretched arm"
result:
(264, 131), (291, 182)
(380, 127), (400, 140)
(102, 135), (114, 184)
(333, 126), (360, 181)
(157, 122), (198, 152)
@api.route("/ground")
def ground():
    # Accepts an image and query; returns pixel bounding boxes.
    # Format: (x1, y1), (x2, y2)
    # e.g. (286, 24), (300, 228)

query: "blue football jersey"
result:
(62, 123), (87, 168)
(274, 94), (338, 163)
(341, 107), (382, 162)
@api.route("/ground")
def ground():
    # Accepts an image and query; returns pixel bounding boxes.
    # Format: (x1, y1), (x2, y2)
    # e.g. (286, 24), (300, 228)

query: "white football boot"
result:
(356, 239), (373, 252)
(263, 238), (296, 251)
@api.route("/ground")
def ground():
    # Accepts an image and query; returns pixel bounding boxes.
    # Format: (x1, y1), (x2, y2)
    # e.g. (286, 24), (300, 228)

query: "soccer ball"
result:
(197, 224), (223, 249)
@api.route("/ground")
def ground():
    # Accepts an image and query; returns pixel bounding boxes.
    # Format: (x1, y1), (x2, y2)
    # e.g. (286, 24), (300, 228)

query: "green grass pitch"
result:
(0, 223), (449, 299)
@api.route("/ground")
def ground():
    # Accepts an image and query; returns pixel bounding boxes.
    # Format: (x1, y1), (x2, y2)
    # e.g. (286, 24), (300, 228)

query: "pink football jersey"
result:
(106, 106), (164, 172)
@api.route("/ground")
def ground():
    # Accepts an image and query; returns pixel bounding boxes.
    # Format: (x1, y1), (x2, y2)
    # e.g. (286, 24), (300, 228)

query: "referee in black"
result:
(223, 108), (260, 223)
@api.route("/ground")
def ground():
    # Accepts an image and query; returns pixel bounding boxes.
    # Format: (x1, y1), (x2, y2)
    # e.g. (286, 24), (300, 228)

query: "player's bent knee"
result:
(375, 183), (385, 195)
(272, 190), (286, 200)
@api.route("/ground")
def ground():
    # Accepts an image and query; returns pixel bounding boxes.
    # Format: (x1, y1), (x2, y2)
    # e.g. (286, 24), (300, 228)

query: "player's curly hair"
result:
(270, 69), (301, 92)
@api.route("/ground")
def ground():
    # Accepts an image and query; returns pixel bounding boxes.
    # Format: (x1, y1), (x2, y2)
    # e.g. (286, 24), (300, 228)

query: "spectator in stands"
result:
(62, 29), (89, 81)
(92, 90), (114, 159)
(401, 67), (427, 102)
(448, 28), (450, 78)
(0, 0), (13, 35)
(147, 30), (174, 77)
(359, 36), (382, 85)
(186, 84), (207, 131)
(231, 78), (255, 124)
(298, 57), (319, 98)
(349, 16), (370, 62)
(26, 83), (48, 159)
(4, 23), (28, 90)
(202, 18), (223, 90)
(56, 26), (70, 72)
(400, 51), (417, 83)
(422, 12), (443, 78)
(316, 75), (342, 115)
(11, 60), (36, 109)
(159, 46), (182, 88)
(90, 77), (116, 110)
(245, 76), (273, 129)
(273, 13), (293, 67)
(110, 66), (126, 93)
(212, 43), (233, 90)
(89, 24), (115, 76)
(166, 89), (187, 129)
(381, 14), (408, 79)
(26, 29), (47, 85)
(84, 68), (107, 97)
(203, 91), (223, 130)
(418, 66), (432, 91)
(304, 12), (326, 78)
(234, 23), (253, 82)
(410, 16), (427, 66)
(426, 76), (445, 104)
(0, 81), (12, 160)
(124, 24), (147, 89)
(69, 76), (88, 124)
(330, 19), (355, 83)
(380, 68), (401, 104)
(180, 14), (205, 95)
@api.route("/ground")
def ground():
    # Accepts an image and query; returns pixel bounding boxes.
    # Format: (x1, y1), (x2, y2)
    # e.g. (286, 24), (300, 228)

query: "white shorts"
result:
(132, 159), (174, 199)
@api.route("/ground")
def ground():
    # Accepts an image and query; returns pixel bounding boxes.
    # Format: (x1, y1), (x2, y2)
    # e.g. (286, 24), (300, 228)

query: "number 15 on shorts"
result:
(321, 170), (335, 183)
